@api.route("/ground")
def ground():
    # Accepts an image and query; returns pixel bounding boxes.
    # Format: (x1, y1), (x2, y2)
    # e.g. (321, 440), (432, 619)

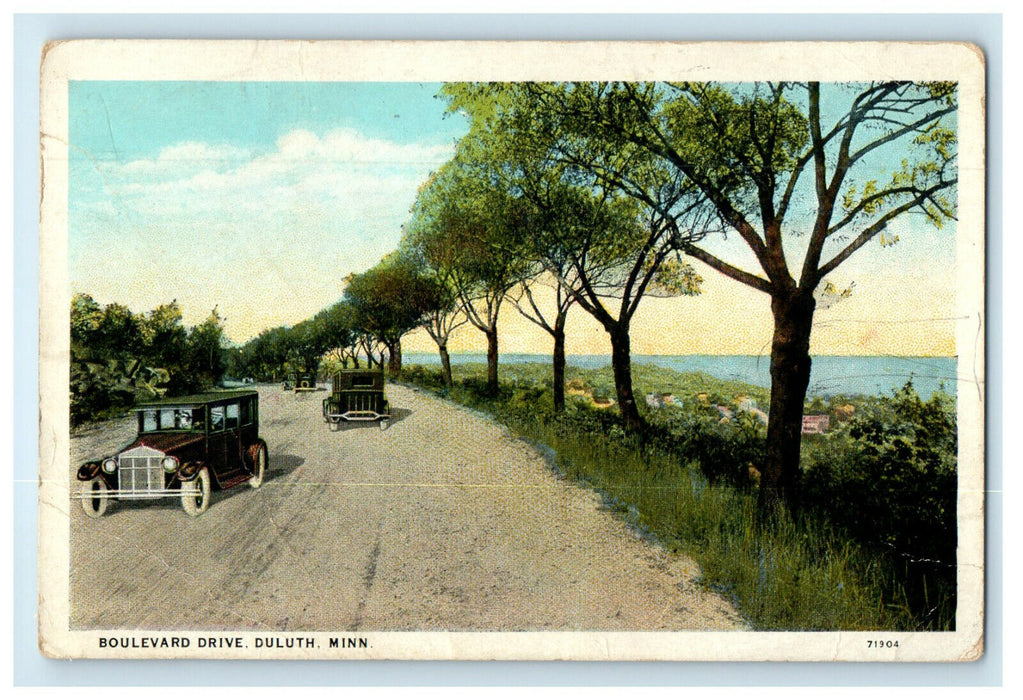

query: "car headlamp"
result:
(162, 456), (179, 473)
(102, 458), (117, 474)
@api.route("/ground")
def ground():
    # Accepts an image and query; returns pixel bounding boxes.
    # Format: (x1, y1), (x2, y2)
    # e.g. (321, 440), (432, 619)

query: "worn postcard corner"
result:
(38, 39), (985, 662)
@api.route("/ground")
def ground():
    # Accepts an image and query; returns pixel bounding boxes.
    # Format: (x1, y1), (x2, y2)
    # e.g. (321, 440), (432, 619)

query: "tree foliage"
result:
(343, 253), (446, 373)
(70, 294), (227, 426)
(403, 157), (533, 392)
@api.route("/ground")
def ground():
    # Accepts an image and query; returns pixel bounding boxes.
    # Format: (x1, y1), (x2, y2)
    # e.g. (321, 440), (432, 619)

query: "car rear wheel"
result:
(249, 443), (267, 488)
(181, 468), (211, 517)
(81, 477), (109, 518)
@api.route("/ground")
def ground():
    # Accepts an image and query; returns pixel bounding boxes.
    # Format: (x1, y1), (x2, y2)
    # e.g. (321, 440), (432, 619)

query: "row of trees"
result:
(239, 80), (957, 510)
(70, 293), (226, 426)
(226, 257), (443, 381)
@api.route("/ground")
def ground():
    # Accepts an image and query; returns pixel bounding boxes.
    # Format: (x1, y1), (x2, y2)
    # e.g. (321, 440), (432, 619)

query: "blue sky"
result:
(69, 81), (469, 342)
(68, 80), (957, 355)
(70, 81), (468, 156)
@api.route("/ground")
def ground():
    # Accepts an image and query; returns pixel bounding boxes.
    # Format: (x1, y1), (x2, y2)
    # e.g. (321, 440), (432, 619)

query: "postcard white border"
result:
(38, 39), (986, 662)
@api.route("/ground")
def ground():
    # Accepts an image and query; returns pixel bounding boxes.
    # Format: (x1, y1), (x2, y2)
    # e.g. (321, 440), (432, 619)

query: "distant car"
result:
(293, 374), (317, 392)
(323, 369), (390, 430)
(76, 390), (268, 518)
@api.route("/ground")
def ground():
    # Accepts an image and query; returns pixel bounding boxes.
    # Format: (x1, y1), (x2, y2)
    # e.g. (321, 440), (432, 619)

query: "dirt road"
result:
(69, 383), (744, 631)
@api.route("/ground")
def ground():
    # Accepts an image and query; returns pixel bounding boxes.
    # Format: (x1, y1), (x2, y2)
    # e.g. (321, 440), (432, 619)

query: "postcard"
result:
(38, 40), (985, 661)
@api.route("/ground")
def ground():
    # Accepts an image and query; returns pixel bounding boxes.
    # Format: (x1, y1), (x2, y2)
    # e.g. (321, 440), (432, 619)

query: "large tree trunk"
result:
(387, 339), (402, 375)
(761, 291), (816, 510)
(608, 323), (643, 431)
(552, 311), (567, 413)
(485, 326), (499, 394)
(438, 343), (453, 386)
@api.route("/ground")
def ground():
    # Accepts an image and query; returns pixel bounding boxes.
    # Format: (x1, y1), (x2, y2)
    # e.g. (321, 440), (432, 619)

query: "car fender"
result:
(177, 461), (204, 482)
(76, 462), (102, 481)
(77, 463), (115, 490)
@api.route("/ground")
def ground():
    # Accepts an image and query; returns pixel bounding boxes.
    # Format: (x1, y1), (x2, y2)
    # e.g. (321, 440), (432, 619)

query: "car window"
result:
(141, 407), (202, 431)
(174, 409), (192, 430)
(352, 374), (373, 387)
(226, 403), (239, 429)
(210, 406), (225, 432)
(240, 399), (251, 426)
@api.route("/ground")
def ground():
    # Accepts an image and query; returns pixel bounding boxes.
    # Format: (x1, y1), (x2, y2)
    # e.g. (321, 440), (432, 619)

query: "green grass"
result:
(397, 361), (939, 631)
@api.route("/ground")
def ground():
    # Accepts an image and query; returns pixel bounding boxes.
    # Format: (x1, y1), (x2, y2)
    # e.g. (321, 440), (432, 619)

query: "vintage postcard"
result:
(38, 40), (985, 661)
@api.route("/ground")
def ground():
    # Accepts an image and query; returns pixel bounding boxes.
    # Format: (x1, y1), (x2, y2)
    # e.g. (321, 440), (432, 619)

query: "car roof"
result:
(135, 389), (258, 409)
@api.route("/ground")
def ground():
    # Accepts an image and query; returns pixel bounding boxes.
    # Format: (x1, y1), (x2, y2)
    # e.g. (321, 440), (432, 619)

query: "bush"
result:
(797, 382), (957, 628)
(70, 294), (227, 426)
(394, 364), (448, 391)
(648, 412), (765, 488)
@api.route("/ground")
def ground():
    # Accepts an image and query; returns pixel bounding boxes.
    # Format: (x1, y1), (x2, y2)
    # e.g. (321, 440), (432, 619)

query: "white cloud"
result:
(71, 129), (455, 340)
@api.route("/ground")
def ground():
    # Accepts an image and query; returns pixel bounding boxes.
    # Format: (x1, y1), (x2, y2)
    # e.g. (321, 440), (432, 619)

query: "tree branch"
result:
(681, 242), (773, 294)
(816, 181), (952, 280)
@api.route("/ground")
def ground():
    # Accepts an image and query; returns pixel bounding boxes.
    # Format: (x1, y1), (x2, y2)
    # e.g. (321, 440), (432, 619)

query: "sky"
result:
(68, 81), (958, 356)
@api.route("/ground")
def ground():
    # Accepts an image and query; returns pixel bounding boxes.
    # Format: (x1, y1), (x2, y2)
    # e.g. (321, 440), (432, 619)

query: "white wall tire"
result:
(81, 476), (109, 518)
(249, 443), (267, 489)
(181, 468), (211, 517)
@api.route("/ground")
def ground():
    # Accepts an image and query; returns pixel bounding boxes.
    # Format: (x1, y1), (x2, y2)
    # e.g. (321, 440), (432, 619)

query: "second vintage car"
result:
(76, 389), (268, 518)
(322, 368), (390, 430)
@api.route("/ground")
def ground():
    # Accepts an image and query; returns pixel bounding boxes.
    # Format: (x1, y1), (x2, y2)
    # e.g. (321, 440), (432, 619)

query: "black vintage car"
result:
(287, 373), (318, 392)
(76, 390), (268, 518)
(322, 369), (390, 430)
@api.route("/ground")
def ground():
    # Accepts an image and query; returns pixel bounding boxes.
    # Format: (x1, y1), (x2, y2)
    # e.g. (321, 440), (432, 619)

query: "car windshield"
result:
(140, 407), (205, 432)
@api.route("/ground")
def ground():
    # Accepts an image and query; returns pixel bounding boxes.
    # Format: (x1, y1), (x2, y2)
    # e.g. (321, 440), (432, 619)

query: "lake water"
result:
(402, 352), (960, 399)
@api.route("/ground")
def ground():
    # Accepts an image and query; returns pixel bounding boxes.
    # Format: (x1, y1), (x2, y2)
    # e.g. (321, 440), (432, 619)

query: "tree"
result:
(397, 237), (467, 386)
(244, 326), (293, 381)
(536, 81), (957, 507)
(311, 301), (361, 370)
(287, 319), (327, 377)
(186, 308), (227, 390)
(140, 301), (189, 393)
(404, 159), (532, 394)
(70, 293), (103, 349)
(443, 83), (707, 427)
(69, 294), (217, 425)
(343, 253), (441, 375)
(439, 85), (578, 411)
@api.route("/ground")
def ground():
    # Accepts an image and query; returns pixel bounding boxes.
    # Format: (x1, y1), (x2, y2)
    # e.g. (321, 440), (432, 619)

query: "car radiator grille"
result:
(346, 392), (378, 413)
(334, 391), (384, 416)
(118, 446), (165, 496)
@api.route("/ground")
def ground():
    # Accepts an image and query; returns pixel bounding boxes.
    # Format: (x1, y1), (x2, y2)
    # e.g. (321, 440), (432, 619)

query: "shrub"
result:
(646, 412), (765, 488)
(797, 382), (957, 628)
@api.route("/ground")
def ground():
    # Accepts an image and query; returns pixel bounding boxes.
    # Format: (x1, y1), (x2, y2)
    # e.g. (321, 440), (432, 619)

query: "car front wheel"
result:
(181, 468), (211, 517)
(249, 443), (267, 489)
(81, 476), (109, 518)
